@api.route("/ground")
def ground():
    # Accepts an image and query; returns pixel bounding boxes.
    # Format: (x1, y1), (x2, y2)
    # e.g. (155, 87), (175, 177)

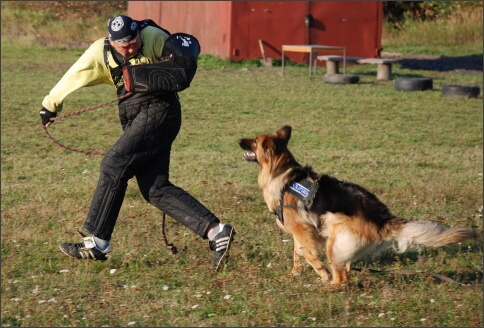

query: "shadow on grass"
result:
(351, 241), (483, 285)
(398, 54), (483, 73)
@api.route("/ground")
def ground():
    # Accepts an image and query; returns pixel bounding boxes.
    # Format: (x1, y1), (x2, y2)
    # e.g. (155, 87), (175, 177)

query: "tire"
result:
(324, 74), (359, 84)
(442, 85), (480, 98)
(395, 78), (433, 91)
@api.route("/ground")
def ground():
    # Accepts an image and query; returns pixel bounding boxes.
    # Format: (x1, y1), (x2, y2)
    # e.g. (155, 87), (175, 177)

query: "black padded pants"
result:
(82, 93), (219, 240)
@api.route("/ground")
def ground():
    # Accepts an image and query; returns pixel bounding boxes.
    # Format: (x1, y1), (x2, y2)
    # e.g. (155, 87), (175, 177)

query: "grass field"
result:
(1, 3), (483, 327)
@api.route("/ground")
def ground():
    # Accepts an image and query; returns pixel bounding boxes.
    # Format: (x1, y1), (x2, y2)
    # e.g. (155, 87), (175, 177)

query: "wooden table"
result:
(282, 45), (347, 76)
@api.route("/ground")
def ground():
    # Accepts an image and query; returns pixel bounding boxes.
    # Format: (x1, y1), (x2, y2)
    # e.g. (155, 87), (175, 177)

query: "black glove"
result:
(39, 107), (57, 126)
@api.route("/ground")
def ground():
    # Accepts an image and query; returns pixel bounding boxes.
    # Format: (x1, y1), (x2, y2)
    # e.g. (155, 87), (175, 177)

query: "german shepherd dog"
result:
(239, 126), (476, 286)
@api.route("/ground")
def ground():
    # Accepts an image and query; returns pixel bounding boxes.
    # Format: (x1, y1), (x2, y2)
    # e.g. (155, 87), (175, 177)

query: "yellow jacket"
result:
(42, 26), (169, 112)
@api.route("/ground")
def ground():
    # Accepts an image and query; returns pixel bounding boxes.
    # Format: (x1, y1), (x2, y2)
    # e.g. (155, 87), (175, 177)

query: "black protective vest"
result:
(103, 19), (171, 90)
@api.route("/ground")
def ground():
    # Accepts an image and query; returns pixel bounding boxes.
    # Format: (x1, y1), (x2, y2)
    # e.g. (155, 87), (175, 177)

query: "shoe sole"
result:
(214, 228), (235, 271)
(59, 244), (79, 259)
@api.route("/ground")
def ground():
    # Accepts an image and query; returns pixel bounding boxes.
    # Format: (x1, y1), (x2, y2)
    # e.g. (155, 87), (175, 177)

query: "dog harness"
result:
(274, 177), (318, 225)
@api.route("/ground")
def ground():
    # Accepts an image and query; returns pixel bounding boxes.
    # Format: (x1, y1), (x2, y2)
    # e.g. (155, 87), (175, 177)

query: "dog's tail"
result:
(392, 219), (477, 253)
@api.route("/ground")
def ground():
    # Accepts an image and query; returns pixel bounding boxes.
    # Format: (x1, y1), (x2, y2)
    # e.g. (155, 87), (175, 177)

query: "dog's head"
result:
(238, 125), (294, 168)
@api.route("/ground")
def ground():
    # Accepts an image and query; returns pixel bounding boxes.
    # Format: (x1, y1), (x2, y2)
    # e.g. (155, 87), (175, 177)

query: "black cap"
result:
(108, 15), (138, 44)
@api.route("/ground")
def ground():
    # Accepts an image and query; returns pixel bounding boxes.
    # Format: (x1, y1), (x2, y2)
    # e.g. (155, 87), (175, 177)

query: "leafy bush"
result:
(384, 1), (483, 29)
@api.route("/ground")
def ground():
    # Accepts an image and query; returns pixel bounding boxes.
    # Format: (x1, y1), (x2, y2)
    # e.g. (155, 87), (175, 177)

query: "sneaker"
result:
(209, 224), (235, 270)
(59, 236), (109, 261)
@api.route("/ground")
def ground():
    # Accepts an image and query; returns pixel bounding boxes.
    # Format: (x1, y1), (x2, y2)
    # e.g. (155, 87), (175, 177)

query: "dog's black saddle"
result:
(275, 178), (318, 225)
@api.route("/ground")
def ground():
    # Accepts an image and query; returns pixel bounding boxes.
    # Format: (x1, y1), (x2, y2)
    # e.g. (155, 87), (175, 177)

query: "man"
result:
(39, 15), (235, 270)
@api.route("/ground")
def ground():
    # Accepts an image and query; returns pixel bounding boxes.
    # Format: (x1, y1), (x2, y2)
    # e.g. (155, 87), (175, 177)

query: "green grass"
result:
(1, 41), (482, 327)
(1, 3), (483, 326)
(0, 1), (124, 46)
(382, 9), (483, 56)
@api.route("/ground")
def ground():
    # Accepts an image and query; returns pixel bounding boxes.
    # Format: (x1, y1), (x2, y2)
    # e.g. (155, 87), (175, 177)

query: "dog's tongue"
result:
(243, 152), (257, 162)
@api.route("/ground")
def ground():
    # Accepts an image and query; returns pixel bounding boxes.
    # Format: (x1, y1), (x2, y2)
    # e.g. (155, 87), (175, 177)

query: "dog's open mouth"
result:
(243, 152), (257, 162)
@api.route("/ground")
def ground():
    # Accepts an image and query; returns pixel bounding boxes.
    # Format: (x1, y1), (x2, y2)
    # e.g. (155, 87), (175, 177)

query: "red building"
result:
(128, 1), (383, 63)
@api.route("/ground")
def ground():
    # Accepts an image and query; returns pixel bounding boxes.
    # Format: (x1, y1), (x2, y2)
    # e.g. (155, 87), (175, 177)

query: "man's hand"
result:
(39, 107), (57, 127)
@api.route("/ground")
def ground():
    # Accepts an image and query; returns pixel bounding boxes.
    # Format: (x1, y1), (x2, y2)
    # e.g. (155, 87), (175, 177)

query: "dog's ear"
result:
(277, 126), (292, 142)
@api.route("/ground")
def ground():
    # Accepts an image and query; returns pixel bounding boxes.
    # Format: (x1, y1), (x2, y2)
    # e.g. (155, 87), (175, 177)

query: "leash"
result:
(41, 91), (178, 253)
(162, 212), (179, 254)
(42, 124), (108, 156)
(41, 92), (134, 156)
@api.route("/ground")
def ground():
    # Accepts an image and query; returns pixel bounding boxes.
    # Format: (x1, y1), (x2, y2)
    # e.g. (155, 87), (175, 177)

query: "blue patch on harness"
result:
(277, 178), (318, 224)
(289, 182), (310, 198)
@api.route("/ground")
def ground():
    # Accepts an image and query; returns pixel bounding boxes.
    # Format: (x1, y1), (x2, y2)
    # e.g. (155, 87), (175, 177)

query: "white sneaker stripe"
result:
(215, 237), (231, 252)
(216, 237), (230, 244)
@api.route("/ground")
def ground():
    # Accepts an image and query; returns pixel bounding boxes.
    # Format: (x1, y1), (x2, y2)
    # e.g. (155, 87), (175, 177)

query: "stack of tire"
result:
(441, 85), (480, 98)
(323, 74), (481, 99)
(394, 78), (433, 91)
(323, 74), (360, 84)
(395, 77), (480, 98)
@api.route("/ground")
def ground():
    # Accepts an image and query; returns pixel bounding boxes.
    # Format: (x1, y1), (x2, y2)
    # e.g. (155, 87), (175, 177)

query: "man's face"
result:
(109, 32), (142, 59)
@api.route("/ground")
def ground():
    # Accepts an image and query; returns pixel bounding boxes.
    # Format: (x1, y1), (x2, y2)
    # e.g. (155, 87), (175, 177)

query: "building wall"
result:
(308, 2), (383, 57)
(128, 1), (382, 63)
(128, 1), (232, 59)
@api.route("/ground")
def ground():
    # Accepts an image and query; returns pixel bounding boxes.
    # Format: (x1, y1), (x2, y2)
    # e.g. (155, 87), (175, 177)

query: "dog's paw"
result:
(290, 268), (304, 276)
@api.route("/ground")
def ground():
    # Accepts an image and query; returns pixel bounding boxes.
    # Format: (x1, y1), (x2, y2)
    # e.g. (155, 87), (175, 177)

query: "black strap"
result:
(136, 19), (171, 36)
(103, 38), (130, 88)
(162, 212), (178, 255)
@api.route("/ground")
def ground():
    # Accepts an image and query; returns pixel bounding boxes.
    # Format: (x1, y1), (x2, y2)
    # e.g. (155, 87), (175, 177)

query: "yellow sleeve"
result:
(41, 38), (113, 112)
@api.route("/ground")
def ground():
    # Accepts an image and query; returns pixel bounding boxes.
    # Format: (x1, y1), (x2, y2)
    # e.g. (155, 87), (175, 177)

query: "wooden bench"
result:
(317, 55), (399, 80)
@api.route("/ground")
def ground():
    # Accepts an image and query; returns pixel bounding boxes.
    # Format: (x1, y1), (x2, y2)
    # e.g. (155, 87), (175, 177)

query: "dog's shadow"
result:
(350, 242), (482, 286)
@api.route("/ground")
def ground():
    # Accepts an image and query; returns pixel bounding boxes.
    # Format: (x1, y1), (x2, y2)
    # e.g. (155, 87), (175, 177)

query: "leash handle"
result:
(42, 92), (134, 156)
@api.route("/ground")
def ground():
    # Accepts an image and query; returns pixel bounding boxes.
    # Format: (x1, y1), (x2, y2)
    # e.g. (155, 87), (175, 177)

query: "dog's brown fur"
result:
(239, 125), (476, 285)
